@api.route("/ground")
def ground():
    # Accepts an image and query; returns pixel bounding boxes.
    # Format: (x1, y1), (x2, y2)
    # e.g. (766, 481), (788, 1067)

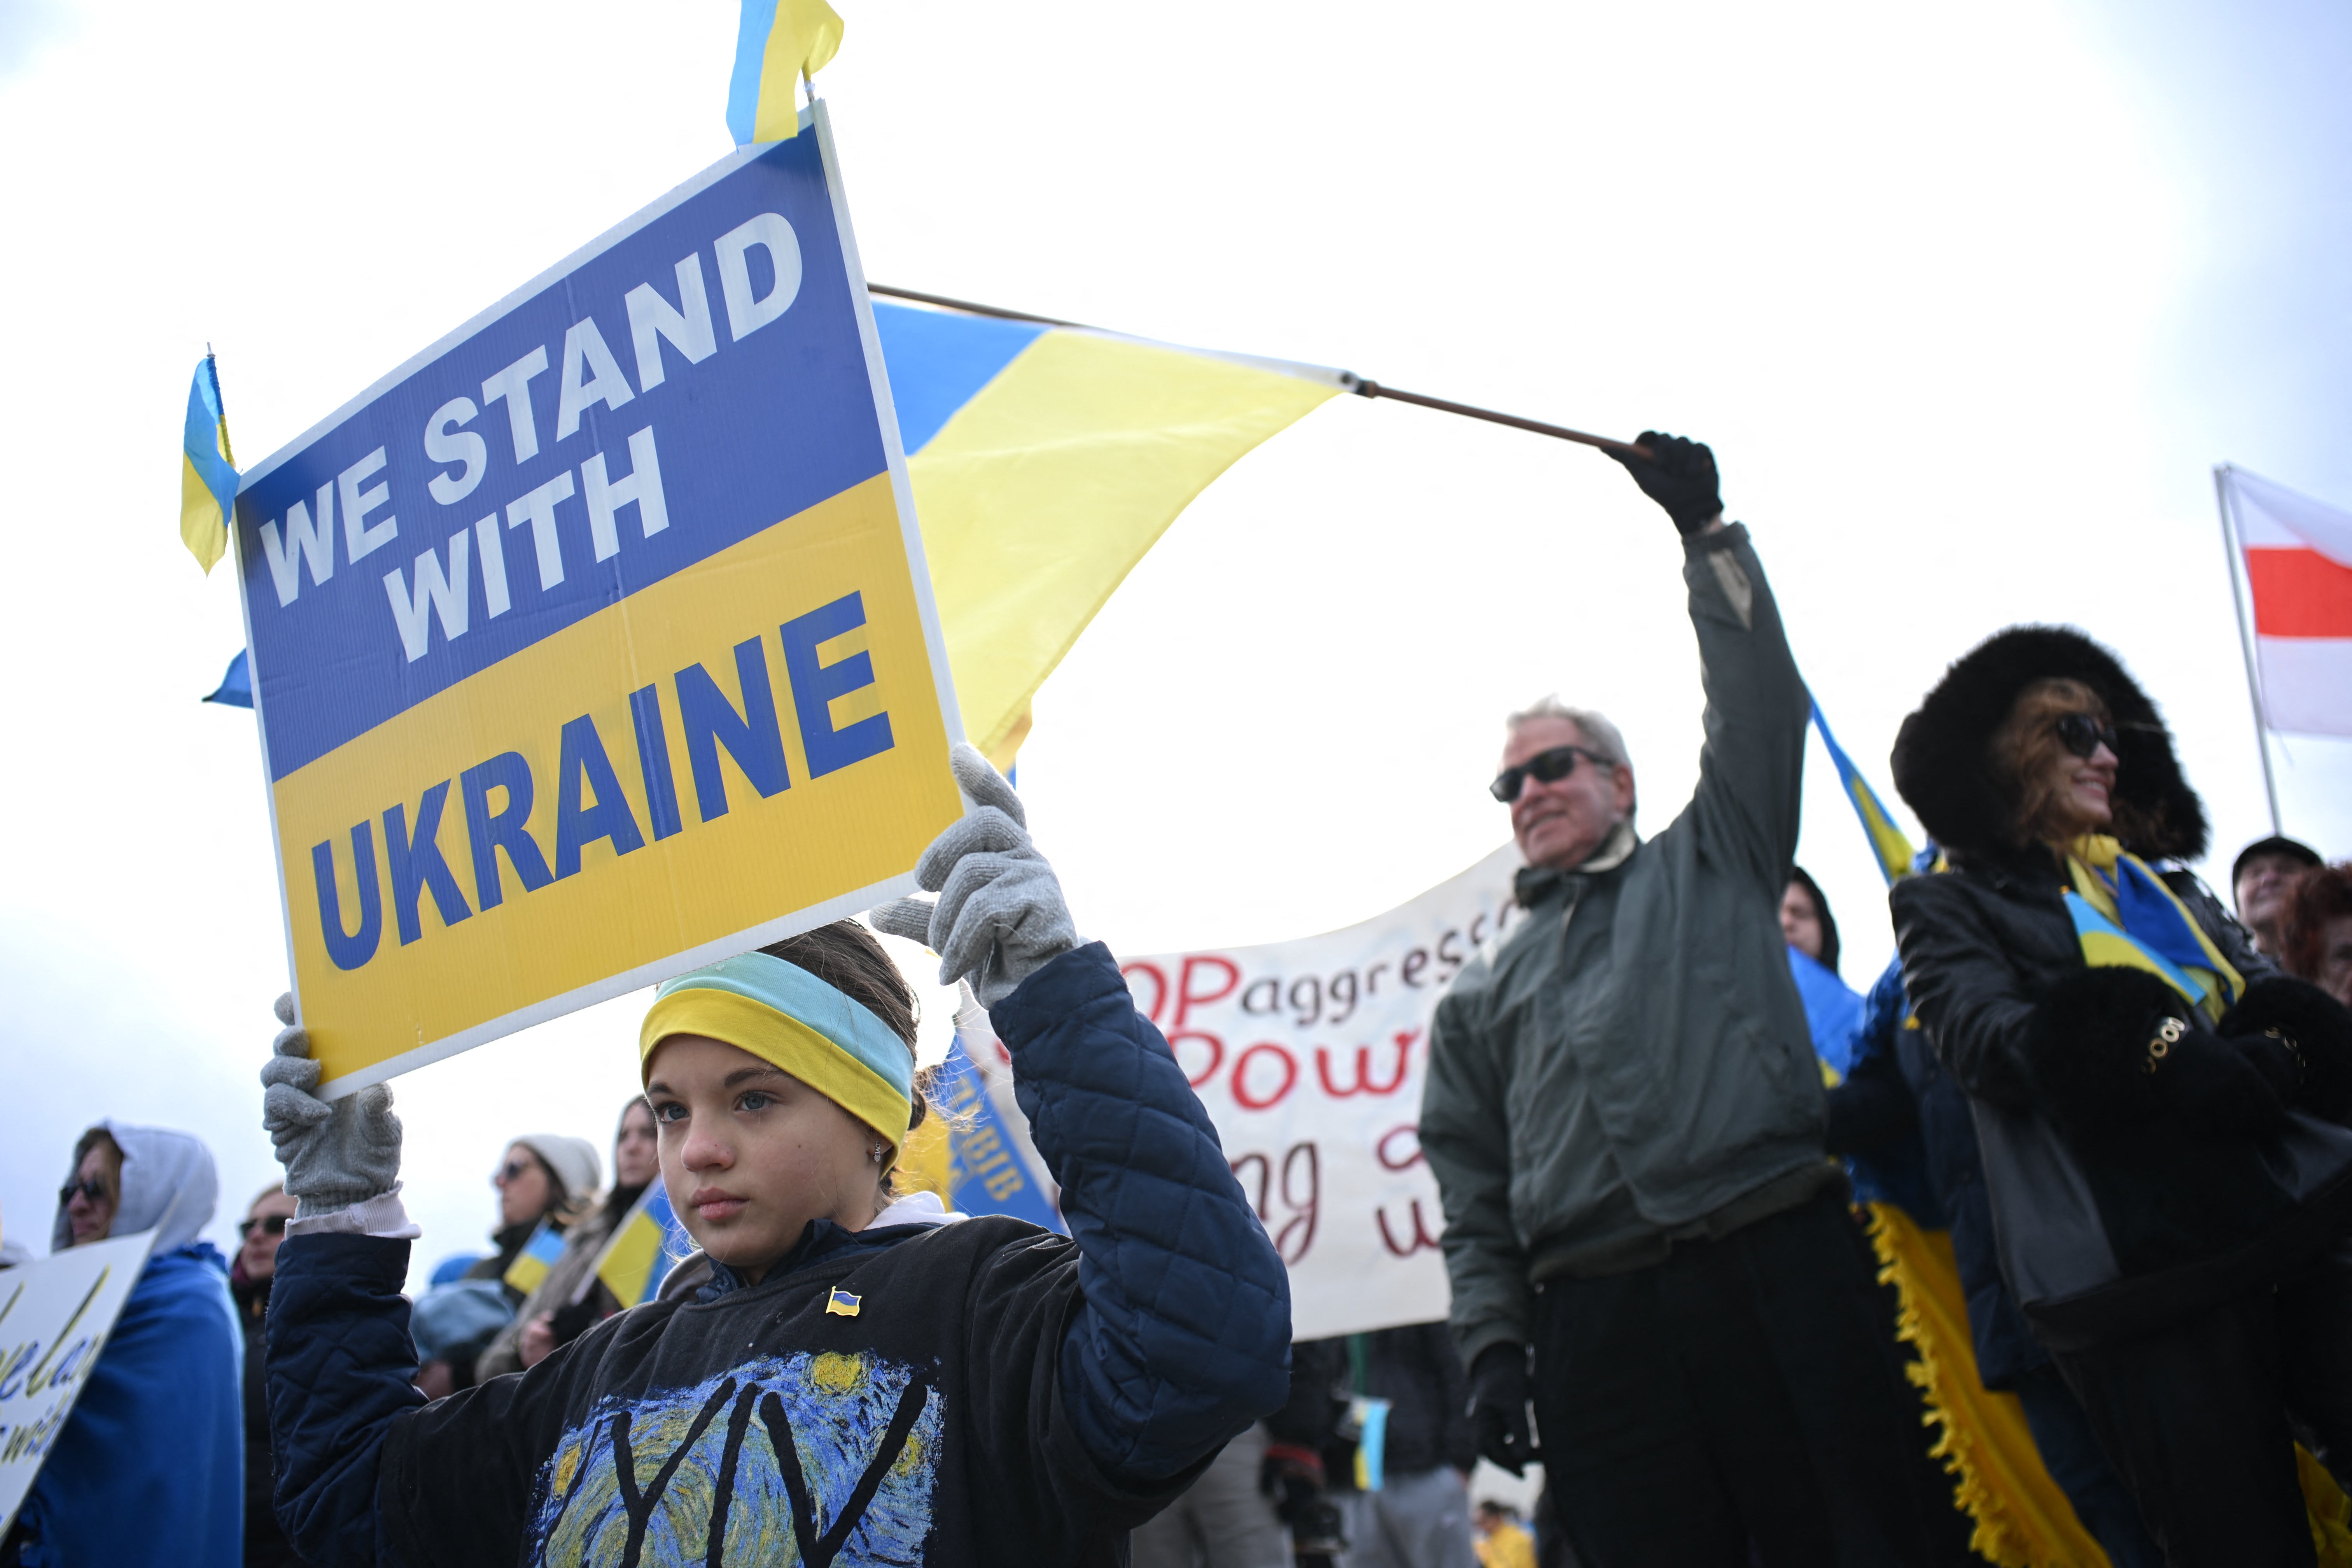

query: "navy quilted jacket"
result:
(264, 942), (1292, 1566)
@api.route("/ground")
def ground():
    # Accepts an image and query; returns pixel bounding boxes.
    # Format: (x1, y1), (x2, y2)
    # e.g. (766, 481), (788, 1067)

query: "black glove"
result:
(2234, 1033), (2305, 1102)
(1467, 1342), (1535, 1475)
(2152, 1024), (2287, 1138)
(1606, 430), (1722, 536)
(2222, 976), (2352, 1125)
(1259, 1443), (1345, 1558)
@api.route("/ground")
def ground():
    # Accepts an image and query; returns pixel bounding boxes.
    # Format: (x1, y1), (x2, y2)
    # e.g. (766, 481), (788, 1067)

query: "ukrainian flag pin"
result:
(826, 1288), (861, 1318)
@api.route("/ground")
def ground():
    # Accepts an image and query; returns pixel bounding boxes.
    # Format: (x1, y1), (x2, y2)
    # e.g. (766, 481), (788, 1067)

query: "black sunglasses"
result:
(239, 1214), (290, 1239)
(1491, 745), (1613, 803)
(493, 1157), (542, 1186)
(59, 1176), (111, 1207)
(2051, 712), (2119, 760)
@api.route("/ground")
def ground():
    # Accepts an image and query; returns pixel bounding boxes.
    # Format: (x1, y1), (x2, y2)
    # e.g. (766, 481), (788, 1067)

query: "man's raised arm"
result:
(1607, 431), (1810, 890)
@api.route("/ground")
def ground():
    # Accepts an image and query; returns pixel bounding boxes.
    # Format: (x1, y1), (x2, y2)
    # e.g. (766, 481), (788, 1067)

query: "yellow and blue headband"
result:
(639, 953), (914, 1156)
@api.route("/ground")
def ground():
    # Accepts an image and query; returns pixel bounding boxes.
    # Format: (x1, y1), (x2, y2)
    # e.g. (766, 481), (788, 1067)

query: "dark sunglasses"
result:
(1491, 745), (1613, 803)
(239, 1214), (289, 1239)
(492, 1157), (541, 1186)
(59, 1176), (111, 1207)
(2051, 712), (2120, 760)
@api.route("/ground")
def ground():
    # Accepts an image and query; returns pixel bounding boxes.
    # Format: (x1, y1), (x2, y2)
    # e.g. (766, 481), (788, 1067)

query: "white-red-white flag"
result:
(2224, 467), (2352, 737)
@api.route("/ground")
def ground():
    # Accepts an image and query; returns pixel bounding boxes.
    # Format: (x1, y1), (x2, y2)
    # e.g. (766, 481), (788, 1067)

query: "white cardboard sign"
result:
(0, 1228), (159, 1535)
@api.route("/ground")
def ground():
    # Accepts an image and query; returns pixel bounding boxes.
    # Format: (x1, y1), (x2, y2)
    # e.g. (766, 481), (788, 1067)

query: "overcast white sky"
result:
(2, 0), (2348, 1284)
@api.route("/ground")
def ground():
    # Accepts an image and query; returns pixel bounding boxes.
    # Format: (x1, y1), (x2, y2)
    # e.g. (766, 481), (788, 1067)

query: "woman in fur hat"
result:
(1888, 624), (2352, 1563)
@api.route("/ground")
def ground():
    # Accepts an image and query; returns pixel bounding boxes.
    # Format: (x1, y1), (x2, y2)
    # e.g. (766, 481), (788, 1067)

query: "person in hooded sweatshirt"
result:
(1888, 625), (2352, 1563)
(12, 1122), (243, 1568)
(259, 744), (1292, 1567)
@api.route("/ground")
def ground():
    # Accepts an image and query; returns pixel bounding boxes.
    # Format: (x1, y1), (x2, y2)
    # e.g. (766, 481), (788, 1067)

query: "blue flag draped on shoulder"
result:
(180, 355), (238, 574)
(595, 1184), (694, 1308)
(727, 0), (842, 144)
(1810, 701), (1918, 884)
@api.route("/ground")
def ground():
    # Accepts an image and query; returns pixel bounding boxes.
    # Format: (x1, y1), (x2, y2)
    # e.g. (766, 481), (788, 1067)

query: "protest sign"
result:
(0, 1229), (159, 1535)
(956, 847), (1522, 1338)
(233, 104), (963, 1094)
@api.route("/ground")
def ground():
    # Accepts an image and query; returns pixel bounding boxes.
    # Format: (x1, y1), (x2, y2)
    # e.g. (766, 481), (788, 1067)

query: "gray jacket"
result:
(1421, 525), (1829, 1364)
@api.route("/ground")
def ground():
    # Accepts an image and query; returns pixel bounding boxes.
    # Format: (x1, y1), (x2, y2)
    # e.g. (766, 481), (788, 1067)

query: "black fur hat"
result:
(1890, 625), (2208, 863)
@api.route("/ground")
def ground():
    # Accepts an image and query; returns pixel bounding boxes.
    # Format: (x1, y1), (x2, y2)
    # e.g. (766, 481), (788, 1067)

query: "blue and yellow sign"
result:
(233, 106), (962, 1094)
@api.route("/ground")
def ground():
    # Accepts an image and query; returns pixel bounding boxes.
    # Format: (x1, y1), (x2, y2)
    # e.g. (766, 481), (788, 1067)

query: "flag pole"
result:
(2213, 464), (2283, 835)
(865, 283), (1654, 461)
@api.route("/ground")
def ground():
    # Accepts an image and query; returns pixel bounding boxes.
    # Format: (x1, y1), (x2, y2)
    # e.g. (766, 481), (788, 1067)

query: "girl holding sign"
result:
(257, 745), (1292, 1566)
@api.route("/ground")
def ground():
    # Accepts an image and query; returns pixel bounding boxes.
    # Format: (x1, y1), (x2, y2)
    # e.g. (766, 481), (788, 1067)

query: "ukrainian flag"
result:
(180, 355), (238, 574)
(1810, 702), (1918, 885)
(502, 1220), (568, 1297)
(875, 302), (1346, 767)
(594, 1184), (693, 1308)
(726, 0), (841, 144)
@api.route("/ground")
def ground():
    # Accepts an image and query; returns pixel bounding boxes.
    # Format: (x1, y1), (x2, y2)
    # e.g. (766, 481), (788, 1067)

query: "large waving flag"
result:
(874, 301), (1346, 765)
(726, 0), (842, 144)
(179, 355), (238, 574)
(1810, 702), (1918, 884)
(2219, 465), (2352, 738)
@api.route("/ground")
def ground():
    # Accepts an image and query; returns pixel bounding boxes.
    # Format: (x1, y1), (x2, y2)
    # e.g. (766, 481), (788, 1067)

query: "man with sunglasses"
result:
(1420, 434), (1938, 1566)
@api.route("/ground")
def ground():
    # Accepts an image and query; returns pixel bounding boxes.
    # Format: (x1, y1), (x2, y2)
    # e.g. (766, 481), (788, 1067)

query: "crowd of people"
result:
(7, 434), (2352, 1567)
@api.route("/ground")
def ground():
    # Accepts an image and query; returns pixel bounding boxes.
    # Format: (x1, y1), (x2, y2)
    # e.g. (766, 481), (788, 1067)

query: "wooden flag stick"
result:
(864, 283), (1656, 464)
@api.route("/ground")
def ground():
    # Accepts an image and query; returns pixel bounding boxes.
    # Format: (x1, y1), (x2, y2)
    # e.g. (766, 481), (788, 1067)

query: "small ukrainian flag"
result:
(179, 354), (238, 574)
(593, 1185), (693, 1309)
(725, 0), (842, 144)
(825, 1288), (861, 1318)
(503, 1220), (568, 1297)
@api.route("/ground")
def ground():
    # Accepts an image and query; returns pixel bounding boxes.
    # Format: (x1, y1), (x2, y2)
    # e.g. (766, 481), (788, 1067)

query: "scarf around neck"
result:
(2061, 835), (2245, 1023)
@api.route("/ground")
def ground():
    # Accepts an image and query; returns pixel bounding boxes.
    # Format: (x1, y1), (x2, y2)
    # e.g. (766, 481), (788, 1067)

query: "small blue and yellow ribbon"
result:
(502, 1219), (569, 1297)
(726, 0), (843, 144)
(180, 354), (238, 574)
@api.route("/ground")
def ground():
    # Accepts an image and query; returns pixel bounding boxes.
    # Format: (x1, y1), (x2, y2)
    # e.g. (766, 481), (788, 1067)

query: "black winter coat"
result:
(1892, 855), (2352, 1347)
(234, 1274), (302, 1568)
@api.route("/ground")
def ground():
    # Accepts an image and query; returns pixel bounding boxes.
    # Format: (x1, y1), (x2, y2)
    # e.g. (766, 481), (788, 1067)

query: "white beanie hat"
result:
(513, 1134), (602, 1205)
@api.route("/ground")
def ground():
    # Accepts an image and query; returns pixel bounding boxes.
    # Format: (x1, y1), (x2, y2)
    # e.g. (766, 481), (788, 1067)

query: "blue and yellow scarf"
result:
(2061, 835), (2245, 1024)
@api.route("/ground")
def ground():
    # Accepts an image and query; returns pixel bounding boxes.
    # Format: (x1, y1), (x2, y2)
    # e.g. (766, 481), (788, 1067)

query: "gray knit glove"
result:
(870, 744), (1078, 1008)
(260, 993), (403, 1215)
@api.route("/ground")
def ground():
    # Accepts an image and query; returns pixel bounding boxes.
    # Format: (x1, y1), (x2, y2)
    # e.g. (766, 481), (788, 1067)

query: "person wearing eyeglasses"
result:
(233, 1184), (303, 1568)
(462, 1132), (603, 1306)
(1888, 626), (2352, 1559)
(474, 1100), (662, 1381)
(1420, 435), (1941, 1566)
(9, 1124), (243, 1568)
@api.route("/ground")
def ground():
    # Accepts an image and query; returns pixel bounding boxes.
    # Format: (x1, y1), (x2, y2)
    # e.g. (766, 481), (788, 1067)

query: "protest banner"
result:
(0, 1229), (159, 1535)
(957, 847), (1522, 1338)
(232, 103), (963, 1094)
